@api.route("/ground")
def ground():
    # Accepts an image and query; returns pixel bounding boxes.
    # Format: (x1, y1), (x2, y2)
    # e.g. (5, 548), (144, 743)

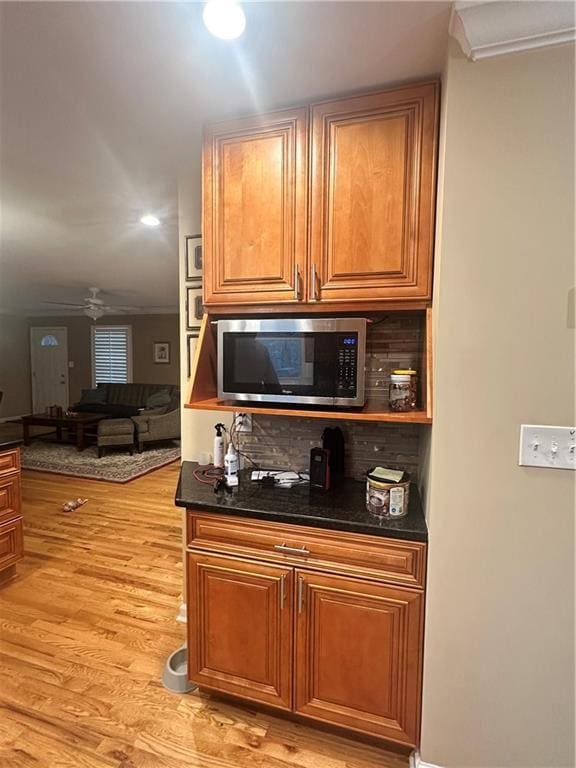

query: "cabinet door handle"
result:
(310, 263), (319, 301)
(297, 576), (305, 614)
(274, 543), (310, 557)
(279, 574), (286, 609)
(294, 264), (302, 301)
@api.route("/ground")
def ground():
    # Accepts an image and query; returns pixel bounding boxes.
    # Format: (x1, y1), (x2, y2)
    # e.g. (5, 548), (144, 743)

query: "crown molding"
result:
(450, 1), (576, 61)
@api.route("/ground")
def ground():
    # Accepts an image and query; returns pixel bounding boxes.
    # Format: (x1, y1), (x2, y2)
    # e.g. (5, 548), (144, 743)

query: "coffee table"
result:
(22, 413), (104, 452)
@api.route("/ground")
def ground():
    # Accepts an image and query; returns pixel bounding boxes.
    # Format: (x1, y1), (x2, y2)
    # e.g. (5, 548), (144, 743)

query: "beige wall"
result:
(422, 43), (575, 768)
(0, 313), (179, 417)
(0, 314), (32, 417)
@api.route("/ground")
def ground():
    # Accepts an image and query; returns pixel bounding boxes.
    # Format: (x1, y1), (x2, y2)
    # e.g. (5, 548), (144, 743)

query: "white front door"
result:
(30, 327), (69, 413)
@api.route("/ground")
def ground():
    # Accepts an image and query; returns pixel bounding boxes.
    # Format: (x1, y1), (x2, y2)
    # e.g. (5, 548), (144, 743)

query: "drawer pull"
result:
(297, 576), (305, 614)
(274, 543), (310, 557)
(279, 574), (286, 609)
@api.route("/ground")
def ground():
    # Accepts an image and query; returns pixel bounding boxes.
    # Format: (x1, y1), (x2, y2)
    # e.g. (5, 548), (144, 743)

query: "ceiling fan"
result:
(42, 287), (168, 320)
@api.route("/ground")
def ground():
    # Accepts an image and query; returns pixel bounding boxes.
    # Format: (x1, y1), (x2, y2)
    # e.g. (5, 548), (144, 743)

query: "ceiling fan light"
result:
(85, 305), (104, 321)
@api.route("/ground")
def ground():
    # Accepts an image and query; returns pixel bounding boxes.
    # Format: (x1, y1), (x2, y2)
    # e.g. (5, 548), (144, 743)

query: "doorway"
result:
(30, 327), (69, 413)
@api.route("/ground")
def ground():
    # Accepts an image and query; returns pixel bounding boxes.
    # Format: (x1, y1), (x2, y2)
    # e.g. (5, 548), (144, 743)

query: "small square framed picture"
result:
(186, 284), (203, 330)
(186, 333), (199, 379)
(185, 234), (202, 280)
(153, 341), (171, 364)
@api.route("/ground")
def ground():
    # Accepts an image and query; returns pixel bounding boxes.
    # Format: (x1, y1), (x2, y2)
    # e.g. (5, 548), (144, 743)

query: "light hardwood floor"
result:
(0, 463), (409, 768)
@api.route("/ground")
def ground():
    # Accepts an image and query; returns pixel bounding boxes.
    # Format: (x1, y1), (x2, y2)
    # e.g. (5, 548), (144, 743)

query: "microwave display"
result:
(217, 319), (366, 408)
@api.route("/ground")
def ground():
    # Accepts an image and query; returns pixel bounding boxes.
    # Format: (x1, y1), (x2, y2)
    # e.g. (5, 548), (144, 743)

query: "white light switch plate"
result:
(519, 425), (576, 470)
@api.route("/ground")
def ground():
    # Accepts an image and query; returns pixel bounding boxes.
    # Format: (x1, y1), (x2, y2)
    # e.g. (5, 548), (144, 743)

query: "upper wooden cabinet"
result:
(202, 81), (439, 309)
(310, 82), (439, 304)
(203, 107), (308, 306)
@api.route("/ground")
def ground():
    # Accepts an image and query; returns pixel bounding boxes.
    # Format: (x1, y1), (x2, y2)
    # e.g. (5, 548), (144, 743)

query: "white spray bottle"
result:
(224, 440), (239, 486)
(213, 423), (226, 468)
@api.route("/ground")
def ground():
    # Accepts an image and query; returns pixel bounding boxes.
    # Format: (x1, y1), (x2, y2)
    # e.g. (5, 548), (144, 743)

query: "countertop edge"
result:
(0, 439), (23, 451)
(175, 474), (428, 544)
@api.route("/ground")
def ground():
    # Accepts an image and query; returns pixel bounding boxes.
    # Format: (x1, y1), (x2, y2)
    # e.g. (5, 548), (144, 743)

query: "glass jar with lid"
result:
(389, 369), (417, 412)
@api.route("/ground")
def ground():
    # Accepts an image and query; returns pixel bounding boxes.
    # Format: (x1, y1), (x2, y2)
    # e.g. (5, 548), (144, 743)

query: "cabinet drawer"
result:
(0, 474), (21, 525)
(0, 449), (20, 477)
(187, 512), (426, 589)
(0, 517), (23, 571)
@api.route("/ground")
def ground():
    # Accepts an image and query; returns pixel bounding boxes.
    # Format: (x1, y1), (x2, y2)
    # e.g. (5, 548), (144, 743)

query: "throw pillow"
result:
(145, 390), (171, 409)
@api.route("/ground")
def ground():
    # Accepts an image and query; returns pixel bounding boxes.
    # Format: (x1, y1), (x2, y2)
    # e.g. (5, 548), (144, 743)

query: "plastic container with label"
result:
(366, 469), (410, 519)
(389, 369), (417, 412)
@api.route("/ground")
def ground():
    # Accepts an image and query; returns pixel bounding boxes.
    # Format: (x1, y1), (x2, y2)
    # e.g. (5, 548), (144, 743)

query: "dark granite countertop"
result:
(175, 462), (428, 542)
(0, 439), (23, 451)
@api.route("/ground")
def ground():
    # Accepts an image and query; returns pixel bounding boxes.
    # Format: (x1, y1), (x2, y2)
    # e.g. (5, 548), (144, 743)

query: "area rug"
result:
(21, 441), (181, 483)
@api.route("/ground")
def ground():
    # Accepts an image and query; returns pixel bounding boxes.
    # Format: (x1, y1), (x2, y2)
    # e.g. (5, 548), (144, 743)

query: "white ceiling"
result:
(0, 1), (451, 316)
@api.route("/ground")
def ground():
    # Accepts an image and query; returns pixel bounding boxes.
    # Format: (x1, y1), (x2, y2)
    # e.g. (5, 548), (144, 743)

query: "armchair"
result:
(132, 405), (180, 452)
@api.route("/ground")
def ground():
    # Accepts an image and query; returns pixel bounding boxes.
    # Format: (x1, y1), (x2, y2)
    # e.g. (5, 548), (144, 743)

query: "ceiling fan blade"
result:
(42, 300), (86, 308)
(99, 305), (177, 312)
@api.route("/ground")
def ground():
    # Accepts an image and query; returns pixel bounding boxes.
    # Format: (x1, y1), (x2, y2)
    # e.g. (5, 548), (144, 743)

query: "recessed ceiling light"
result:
(140, 214), (160, 227)
(203, 0), (246, 40)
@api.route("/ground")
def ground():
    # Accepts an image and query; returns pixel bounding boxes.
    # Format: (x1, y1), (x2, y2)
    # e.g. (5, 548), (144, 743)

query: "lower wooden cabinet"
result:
(0, 517), (23, 573)
(0, 473), (21, 525)
(187, 552), (293, 709)
(0, 446), (23, 584)
(187, 542), (425, 748)
(294, 570), (423, 746)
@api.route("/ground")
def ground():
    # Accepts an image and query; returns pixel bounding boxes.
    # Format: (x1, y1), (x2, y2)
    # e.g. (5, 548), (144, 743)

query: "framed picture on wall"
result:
(153, 341), (171, 364)
(186, 333), (199, 379)
(185, 234), (202, 280)
(186, 285), (203, 330)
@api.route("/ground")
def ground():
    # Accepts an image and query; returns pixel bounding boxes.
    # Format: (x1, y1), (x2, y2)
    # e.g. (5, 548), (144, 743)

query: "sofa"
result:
(74, 383), (180, 452)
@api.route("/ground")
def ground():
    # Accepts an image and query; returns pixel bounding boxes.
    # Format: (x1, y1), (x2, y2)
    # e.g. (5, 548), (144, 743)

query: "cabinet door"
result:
(187, 552), (293, 710)
(0, 517), (23, 572)
(0, 474), (21, 525)
(310, 82), (439, 304)
(203, 107), (308, 306)
(294, 570), (424, 746)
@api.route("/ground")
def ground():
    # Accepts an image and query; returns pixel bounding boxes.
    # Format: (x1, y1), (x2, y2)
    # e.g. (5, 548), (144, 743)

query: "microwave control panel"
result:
(336, 335), (357, 396)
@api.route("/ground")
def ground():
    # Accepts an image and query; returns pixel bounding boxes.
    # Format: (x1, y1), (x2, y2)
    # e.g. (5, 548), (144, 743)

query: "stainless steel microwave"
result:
(217, 318), (367, 408)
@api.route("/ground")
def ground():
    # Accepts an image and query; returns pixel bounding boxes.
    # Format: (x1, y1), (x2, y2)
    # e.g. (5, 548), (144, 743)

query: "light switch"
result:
(519, 425), (576, 470)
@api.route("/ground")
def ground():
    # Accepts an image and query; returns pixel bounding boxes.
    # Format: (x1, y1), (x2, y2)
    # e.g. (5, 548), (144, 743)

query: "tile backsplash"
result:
(364, 312), (424, 406)
(238, 416), (425, 482)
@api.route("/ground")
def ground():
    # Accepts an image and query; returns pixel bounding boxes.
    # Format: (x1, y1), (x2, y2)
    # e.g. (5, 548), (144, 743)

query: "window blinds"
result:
(92, 326), (132, 385)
